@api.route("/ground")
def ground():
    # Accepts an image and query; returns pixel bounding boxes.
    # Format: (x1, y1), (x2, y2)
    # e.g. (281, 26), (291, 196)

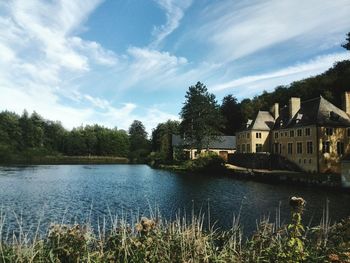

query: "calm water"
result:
(0, 164), (350, 236)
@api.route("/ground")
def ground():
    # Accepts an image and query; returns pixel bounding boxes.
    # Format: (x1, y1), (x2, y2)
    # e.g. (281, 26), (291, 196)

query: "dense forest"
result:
(0, 111), (150, 163)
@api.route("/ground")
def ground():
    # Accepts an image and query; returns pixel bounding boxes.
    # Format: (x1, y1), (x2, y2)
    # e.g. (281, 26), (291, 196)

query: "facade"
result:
(172, 135), (236, 161)
(236, 92), (350, 173)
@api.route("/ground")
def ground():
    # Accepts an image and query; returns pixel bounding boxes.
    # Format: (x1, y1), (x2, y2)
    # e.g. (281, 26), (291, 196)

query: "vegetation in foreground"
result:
(0, 198), (349, 262)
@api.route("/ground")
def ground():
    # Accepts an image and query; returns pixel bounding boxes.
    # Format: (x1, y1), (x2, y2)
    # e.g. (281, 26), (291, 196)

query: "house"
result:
(236, 91), (350, 173)
(172, 135), (236, 161)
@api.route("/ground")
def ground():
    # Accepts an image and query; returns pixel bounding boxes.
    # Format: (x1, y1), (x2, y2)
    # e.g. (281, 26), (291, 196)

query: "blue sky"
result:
(0, 0), (350, 133)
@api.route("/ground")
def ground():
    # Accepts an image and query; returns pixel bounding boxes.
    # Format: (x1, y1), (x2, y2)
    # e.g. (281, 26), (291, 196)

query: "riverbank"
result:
(0, 155), (129, 165)
(156, 161), (348, 190)
(0, 198), (349, 262)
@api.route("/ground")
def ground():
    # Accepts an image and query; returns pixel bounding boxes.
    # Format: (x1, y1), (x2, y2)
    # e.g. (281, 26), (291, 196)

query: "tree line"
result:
(0, 110), (150, 162)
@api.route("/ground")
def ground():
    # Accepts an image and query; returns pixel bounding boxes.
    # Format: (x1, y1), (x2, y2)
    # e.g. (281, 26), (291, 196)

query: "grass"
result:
(0, 198), (349, 262)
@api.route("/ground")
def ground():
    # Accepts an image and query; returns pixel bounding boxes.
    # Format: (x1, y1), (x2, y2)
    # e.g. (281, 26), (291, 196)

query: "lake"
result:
(0, 164), (349, 236)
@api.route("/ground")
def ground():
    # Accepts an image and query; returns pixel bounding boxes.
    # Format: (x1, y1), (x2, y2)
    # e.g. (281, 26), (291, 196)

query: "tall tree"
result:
(342, 32), (350, 51)
(128, 120), (150, 162)
(220, 95), (244, 135)
(180, 82), (224, 152)
(151, 120), (180, 160)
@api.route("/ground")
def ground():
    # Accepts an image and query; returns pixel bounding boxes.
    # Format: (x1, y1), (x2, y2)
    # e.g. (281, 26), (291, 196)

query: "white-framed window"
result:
(256, 144), (263, 152)
(290, 130), (294, 137)
(297, 142), (303, 154)
(297, 129), (302, 136)
(306, 141), (313, 154)
(305, 128), (311, 136)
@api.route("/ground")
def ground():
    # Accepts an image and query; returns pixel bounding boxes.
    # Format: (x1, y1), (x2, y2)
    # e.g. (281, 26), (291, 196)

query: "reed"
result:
(0, 198), (349, 262)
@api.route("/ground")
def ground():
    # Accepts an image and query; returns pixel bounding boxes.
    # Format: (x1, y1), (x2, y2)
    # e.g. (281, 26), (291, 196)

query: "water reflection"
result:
(0, 165), (349, 237)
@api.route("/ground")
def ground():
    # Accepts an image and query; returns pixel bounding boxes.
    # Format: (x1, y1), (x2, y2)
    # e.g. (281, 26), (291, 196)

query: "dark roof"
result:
(242, 111), (275, 131)
(172, 135), (236, 149)
(273, 96), (350, 129)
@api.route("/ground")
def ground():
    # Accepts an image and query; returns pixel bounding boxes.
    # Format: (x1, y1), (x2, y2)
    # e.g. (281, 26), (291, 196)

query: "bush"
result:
(189, 152), (226, 172)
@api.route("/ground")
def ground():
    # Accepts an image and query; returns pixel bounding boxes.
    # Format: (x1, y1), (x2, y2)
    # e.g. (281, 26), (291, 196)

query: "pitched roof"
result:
(274, 96), (350, 129)
(243, 111), (275, 131)
(172, 135), (236, 149)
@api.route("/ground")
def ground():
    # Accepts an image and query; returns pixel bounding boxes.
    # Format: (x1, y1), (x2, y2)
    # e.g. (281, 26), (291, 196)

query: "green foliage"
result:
(151, 120), (180, 163)
(342, 32), (350, 51)
(0, 110), (131, 163)
(180, 82), (224, 151)
(237, 60), (350, 123)
(220, 94), (244, 135)
(186, 152), (226, 172)
(1, 201), (350, 262)
(128, 120), (151, 163)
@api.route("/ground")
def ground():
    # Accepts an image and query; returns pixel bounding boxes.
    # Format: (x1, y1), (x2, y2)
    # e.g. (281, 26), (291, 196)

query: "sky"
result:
(0, 0), (350, 133)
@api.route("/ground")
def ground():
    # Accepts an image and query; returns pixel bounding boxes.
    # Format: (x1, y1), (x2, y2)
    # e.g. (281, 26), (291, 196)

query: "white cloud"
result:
(196, 0), (350, 62)
(151, 0), (192, 47)
(211, 52), (350, 98)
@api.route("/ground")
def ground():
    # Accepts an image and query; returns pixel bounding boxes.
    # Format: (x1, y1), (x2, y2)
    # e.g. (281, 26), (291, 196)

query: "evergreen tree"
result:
(180, 82), (224, 152)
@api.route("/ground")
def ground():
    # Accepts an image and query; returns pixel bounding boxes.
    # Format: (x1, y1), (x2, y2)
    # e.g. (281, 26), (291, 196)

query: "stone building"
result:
(172, 135), (236, 161)
(236, 92), (350, 173)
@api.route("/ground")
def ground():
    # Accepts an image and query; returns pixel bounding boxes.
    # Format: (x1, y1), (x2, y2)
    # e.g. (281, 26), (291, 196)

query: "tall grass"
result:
(0, 198), (349, 262)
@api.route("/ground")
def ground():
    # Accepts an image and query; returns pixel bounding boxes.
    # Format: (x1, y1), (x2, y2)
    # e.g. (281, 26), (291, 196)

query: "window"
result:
(305, 128), (311, 136)
(322, 141), (330, 153)
(274, 143), (279, 154)
(279, 143), (282, 154)
(242, 144), (246, 153)
(247, 133), (250, 139)
(247, 144), (251, 153)
(275, 132), (278, 139)
(256, 132), (262, 138)
(290, 130), (294, 137)
(325, 128), (333, 136)
(309, 159), (312, 164)
(280, 132), (283, 137)
(347, 128), (350, 137)
(306, 141), (313, 154)
(237, 145), (240, 153)
(297, 142), (303, 154)
(287, 143), (293, 154)
(297, 129), (302, 136)
(285, 132), (288, 137)
(337, 142), (344, 155)
(256, 144), (263, 152)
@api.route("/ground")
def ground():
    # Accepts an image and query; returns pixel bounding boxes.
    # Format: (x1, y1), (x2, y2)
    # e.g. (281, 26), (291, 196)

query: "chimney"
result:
(342, 91), (350, 115)
(289, 97), (300, 120)
(270, 103), (279, 120)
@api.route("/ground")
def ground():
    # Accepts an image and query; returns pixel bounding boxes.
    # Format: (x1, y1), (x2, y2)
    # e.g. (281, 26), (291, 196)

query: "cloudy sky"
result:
(0, 0), (349, 133)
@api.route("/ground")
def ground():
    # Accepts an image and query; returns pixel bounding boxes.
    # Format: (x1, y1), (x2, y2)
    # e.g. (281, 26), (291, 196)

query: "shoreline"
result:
(155, 163), (350, 192)
(0, 155), (129, 165)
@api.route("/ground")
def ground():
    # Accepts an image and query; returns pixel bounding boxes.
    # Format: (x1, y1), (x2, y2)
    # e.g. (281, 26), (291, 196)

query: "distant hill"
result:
(239, 60), (350, 121)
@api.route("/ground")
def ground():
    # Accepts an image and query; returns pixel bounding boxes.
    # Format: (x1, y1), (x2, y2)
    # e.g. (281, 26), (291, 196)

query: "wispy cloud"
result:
(195, 0), (350, 62)
(211, 52), (350, 98)
(151, 0), (192, 47)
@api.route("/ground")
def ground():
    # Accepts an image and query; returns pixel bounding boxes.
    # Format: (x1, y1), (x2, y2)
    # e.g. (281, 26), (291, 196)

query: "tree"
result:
(220, 95), (244, 135)
(128, 120), (150, 162)
(342, 32), (350, 51)
(180, 82), (224, 153)
(151, 120), (180, 161)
